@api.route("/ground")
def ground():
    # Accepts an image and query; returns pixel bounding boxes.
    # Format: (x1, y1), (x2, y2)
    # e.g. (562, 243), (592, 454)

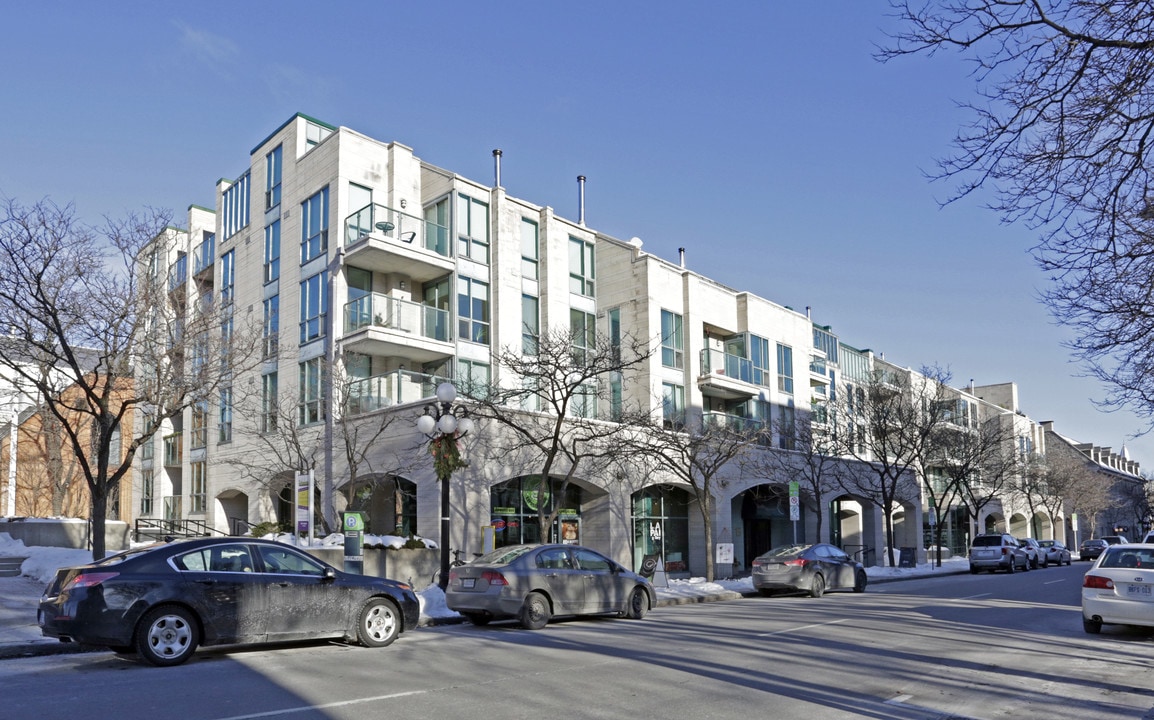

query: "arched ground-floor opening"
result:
(215, 489), (249, 535)
(631, 484), (691, 577)
(923, 505), (971, 558)
(734, 484), (797, 572)
(980, 511), (1005, 535)
(1009, 512), (1029, 537)
(488, 475), (603, 548)
(1030, 510), (1054, 540)
(336, 474), (418, 537)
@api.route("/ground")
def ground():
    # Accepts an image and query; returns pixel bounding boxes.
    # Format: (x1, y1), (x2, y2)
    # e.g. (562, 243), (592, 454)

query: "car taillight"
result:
(782, 558), (808, 568)
(1002, 547), (1011, 556)
(481, 570), (508, 586)
(66, 572), (120, 589)
(1084, 574), (1114, 590)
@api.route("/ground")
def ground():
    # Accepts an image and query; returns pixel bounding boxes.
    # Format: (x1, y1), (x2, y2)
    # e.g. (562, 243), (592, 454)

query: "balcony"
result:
(193, 234), (216, 278)
(344, 203), (453, 283)
(342, 293), (453, 363)
(163, 432), (183, 467)
(167, 254), (188, 293)
(345, 370), (452, 416)
(698, 348), (769, 400)
(702, 411), (764, 435)
(809, 352), (831, 391)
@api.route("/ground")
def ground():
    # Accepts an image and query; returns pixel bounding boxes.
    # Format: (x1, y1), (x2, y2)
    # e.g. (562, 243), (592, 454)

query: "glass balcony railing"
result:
(168, 255), (187, 292)
(346, 370), (452, 416)
(700, 348), (770, 387)
(702, 411), (764, 434)
(344, 293), (450, 342)
(809, 354), (827, 377)
(344, 203), (450, 258)
(193, 234), (215, 276)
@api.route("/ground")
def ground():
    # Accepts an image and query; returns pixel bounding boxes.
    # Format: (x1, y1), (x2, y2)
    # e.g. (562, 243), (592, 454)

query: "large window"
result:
(191, 462), (207, 514)
(191, 401), (208, 450)
(222, 171), (250, 240)
(457, 277), (490, 345)
(265, 145), (282, 209)
(301, 187), (329, 263)
(262, 372), (278, 433)
(662, 383), (685, 429)
(219, 385), (233, 443)
(140, 469), (154, 516)
(458, 359), (490, 399)
(299, 271), (328, 344)
(263, 295), (279, 358)
(661, 310), (684, 369)
(570, 309), (595, 366)
(490, 477), (584, 547)
(522, 295), (539, 355)
(569, 237), (595, 296)
(220, 250), (235, 306)
(750, 334), (771, 386)
(264, 220), (280, 284)
(299, 358), (324, 425)
(521, 218), (538, 279)
(777, 343), (794, 394)
(456, 194), (489, 263)
(632, 486), (690, 574)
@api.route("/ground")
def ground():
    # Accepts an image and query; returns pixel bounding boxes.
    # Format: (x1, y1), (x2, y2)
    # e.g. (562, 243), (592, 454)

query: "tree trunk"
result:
(90, 487), (107, 561)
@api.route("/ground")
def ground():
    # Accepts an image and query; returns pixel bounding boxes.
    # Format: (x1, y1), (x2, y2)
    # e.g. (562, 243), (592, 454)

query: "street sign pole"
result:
(789, 481), (800, 544)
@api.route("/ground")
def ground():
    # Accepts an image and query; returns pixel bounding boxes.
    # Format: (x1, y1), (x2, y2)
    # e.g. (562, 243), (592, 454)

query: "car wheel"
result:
(624, 586), (649, 620)
(462, 612), (491, 626)
(808, 573), (826, 598)
(1041, 558), (1049, 568)
(969, 566), (980, 574)
(519, 592), (552, 630)
(1007, 559), (1016, 574)
(135, 605), (198, 667)
(1083, 617), (1102, 634)
(357, 598), (401, 648)
(853, 570), (868, 593)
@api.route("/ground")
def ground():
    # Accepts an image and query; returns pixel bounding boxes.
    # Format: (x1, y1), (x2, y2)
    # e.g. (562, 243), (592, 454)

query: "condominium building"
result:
(130, 113), (1141, 576)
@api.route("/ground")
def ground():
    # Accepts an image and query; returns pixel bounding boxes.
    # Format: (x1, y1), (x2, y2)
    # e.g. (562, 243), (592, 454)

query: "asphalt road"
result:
(2, 563), (1152, 720)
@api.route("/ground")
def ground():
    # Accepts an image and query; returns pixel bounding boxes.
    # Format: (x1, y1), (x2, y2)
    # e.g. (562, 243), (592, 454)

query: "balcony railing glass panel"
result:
(346, 370), (452, 415)
(344, 293), (450, 342)
(344, 203), (450, 258)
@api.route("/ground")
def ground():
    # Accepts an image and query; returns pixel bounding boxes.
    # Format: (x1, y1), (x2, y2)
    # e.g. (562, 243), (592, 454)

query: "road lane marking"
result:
(757, 618), (847, 636)
(951, 593), (991, 601)
(210, 691), (426, 720)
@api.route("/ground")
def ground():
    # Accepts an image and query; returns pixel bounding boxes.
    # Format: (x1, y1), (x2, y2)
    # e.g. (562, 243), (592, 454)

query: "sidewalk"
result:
(0, 556), (971, 661)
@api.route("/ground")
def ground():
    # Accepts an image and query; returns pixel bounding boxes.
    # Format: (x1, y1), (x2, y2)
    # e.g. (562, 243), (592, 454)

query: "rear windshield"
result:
(474, 545), (535, 565)
(972, 536), (1004, 547)
(761, 544), (808, 559)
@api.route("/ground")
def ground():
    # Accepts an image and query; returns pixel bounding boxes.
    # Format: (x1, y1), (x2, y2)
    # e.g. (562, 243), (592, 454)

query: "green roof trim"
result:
(187, 204), (214, 214)
(250, 112), (336, 156)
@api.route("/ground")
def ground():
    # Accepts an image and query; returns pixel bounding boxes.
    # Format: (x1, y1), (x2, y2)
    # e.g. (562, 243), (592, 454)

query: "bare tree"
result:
(0, 198), (262, 559)
(467, 326), (652, 543)
(1044, 450), (1111, 541)
(882, 2), (1154, 424)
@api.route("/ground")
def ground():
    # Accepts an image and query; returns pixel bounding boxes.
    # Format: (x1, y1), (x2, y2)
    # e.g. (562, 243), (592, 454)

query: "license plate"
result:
(1127, 584), (1151, 597)
(462, 578), (475, 589)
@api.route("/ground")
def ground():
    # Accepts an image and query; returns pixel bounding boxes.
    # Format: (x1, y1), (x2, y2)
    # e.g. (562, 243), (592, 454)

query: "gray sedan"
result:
(1037, 539), (1072, 566)
(444, 544), (654, 629)
(751, 543), (867, 598)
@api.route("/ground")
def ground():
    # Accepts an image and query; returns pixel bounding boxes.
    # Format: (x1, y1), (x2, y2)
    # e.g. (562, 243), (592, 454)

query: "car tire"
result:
(853, 570), (868, 593)
(1007, 559), (1016, 574)
(808, 573), (826, 598)
(1083, 617), (1102, 634)
(624, 586), (649, 620)
(969, 566), (980, 574)
(357, 597), (401, 648)
(462, 612), (491, 626)
(135, 605), (198, 667)
(519, 592), (551, 630)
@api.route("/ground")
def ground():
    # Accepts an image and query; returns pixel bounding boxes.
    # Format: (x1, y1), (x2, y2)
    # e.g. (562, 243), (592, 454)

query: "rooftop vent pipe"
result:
(679, 247), (685, 268)
(493, 149), (502, 188)
(578, 175), (586, 225)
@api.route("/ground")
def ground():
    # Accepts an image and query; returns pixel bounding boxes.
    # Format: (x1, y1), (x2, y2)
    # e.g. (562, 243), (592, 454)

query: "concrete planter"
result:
(302, 546), (439, 586)
(0, 519), (130, 552)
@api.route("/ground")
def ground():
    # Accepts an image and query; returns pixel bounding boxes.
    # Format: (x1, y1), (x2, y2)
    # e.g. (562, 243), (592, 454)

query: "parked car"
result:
(1082, 543), (1154, 633)
(444, 544), (654, 629)
(751, 543), (867, 598)
(1080, 538), (1109, 561)
(1037, 539), (1072, 566)
(37, 537), (420, 666)
(1143, 531), (1154, 544)
(968, 533), (1029, 574)
(1017, 538), (1047, 568)
(1102, 535), (1130, 545)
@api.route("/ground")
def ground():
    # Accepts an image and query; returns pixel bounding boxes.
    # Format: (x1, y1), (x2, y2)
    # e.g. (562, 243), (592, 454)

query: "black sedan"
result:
(751, 543), (867, 598)
(38, 537), (420, 666)
(444, 544), (655, 629)
(1080, 538), (1109, 561)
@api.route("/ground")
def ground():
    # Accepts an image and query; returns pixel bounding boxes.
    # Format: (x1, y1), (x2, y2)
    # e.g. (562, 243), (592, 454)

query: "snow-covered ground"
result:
(0, 533), (970, 624)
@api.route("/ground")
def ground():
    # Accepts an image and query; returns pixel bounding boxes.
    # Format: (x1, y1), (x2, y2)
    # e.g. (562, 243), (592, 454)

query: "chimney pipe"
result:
(678, 247), (685, 268)
(577, 175), (586, 225)
(493, 149), (502, 188)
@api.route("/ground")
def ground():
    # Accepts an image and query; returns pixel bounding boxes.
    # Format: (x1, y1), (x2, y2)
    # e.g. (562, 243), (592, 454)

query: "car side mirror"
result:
(323, 567), (336, 582)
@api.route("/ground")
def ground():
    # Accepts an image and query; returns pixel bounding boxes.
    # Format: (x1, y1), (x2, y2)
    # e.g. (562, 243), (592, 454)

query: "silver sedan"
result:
(444, 544), (655, 629)
(1038, 539), (1072, 566)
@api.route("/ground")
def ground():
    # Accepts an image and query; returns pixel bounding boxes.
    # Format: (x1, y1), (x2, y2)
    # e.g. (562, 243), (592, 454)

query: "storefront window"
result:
(490, 476), (583, 547)
(632, 486), (690, 575)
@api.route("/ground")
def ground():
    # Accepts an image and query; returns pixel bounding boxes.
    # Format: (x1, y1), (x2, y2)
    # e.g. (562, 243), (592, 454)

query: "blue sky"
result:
(2, 2), (1147, 468)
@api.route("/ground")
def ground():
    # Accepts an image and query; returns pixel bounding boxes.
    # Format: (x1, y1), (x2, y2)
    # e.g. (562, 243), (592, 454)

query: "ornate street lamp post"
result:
(417, 382), (473, 590)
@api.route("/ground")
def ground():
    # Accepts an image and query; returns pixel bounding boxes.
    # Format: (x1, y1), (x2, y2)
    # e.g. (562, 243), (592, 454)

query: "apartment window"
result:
(299, 358), (325, 425)
(458, 359), (490, 399)
(571, 383), (597, 419)
(262, 372), (278, 433)
(220, 250), (235, 306)
(191, 401), (208, 450)
(778, 404), (796, 450)
(750, 334), (771, 386)
(265, 145), (282, 209)
(140, 469), (154, 516)
(301, 187), (329, 263)
(569, 237), (595, 296)
(305, 120), (332, 148)
(299, 271), (328, 344)
(661, 310), (684, 369)
(190, 461), (207, 514)
(663, 383), (685, 429)
(219, 385), (233, 443)
(521, 218), (539, 279)
(457, 277), (490, 345)
(777, 343), (794, 394)
(522, 295), (539, 355)
(609, 308), (623, 420)
(264, 220), (280, 283)
(456, 194), (489, 263)
(222, 171), (251, 239)
(571, 309), (595, 366)
(263, 295), (279, 358)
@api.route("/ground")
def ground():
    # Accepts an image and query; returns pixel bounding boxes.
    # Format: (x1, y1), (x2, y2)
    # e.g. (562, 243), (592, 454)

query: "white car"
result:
(1082, 543), (1154, 634)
